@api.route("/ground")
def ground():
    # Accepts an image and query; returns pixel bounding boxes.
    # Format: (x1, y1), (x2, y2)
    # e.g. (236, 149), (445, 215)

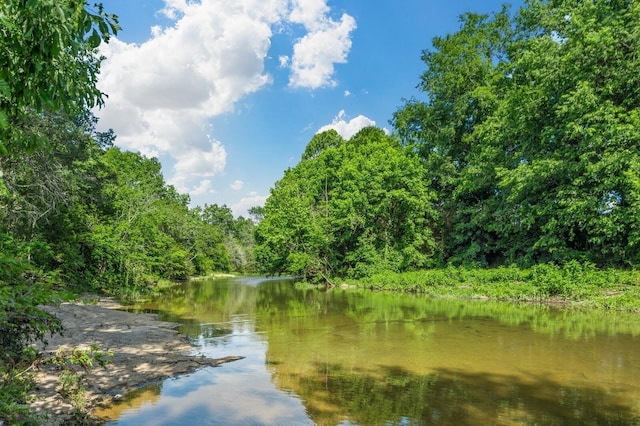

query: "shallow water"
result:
(94, 276), (640, 425)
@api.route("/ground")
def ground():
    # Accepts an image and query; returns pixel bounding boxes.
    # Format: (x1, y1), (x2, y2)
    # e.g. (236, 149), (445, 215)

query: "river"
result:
(94, 276), (640, 425)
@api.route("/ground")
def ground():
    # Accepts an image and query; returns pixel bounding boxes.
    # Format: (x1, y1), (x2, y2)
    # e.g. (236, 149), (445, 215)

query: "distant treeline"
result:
(1, 111), (258, 292)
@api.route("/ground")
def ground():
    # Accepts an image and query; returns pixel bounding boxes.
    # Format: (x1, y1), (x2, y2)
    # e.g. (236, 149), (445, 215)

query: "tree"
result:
(255, 165), (329, 279)
(200, 204), (257, 273)
(393, 0), (640, 267)
(489, 0), (640, 266)
(0, 1), (119, 365)
(255, 128), (437, 281)
(201, 204), (236, 236)
(0, 0), (118, 154)
(0, 111), (111, 424)
(301, 129), (344, 161)
(392, 7), (513, 265)
(248, 206), (265, 224)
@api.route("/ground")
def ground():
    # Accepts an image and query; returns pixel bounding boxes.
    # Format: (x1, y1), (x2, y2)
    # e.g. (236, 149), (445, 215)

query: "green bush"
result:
(0, 256), (64, 365)
(0, 250), (67, 425)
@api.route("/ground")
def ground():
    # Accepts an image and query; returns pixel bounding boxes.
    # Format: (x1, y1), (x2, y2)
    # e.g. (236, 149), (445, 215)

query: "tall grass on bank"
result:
(355, 261), (640, 312)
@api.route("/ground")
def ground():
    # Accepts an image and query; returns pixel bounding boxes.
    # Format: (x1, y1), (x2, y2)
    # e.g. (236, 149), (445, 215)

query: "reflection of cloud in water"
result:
(113, 364), (310, 425)
(110, 324), (311, 425)
(190, 314), (265, 355)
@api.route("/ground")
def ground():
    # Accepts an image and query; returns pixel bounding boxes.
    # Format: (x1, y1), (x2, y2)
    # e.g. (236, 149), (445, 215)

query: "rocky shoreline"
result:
(29, 298), (243, 424)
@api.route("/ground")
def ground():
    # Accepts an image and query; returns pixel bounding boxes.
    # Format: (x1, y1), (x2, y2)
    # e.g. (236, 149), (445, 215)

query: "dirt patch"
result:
(29, 298), (243, 424)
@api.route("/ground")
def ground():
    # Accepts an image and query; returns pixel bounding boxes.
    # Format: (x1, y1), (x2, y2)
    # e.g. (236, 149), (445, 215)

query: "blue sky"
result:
(97, 0), (522, 217)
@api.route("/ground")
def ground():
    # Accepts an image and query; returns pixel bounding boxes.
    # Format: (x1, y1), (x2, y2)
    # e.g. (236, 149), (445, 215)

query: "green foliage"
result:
(261, 2), (640, 275)
(0, 252), (64, 365)
(46, 344), (114, 372)
(45, 344), (113, 416)
(0, 1), (118, 420)
(0, 0), (118, 154)
(1, 0), (639, 417)
(0, 110), (243, 298)
(248, 205), (265, 224)
(200, 203), (256, 273)
(393, 0), (640, 268)
(301, 129), (344, 161)
(0, 364), (40, 425)
(256, 127), (438, 281)
(0, 110), (250, 418)
(359, 262), (640, 312)
(0, 247), (66, 424)
(0, 1), (254, 421)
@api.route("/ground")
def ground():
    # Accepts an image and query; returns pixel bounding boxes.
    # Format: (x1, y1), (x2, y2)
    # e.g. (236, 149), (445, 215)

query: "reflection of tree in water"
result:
(133, 279), (640, 342)
(255, 283), (640, 341)
(291, 364), (639, 426)
(130, 277), (262, 324)
(92, 383), (162, 421)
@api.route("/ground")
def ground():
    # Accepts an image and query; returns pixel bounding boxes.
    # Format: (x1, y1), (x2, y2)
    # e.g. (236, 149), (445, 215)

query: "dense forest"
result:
(255, 0), (640, 280)
(1, 0), (640, 421)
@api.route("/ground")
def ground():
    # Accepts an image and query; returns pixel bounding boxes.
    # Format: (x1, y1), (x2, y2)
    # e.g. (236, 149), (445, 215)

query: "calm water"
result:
(94, 276), (640, 425)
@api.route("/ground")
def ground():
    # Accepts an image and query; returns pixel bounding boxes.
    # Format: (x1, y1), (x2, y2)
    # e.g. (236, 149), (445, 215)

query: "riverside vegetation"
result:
(1, 0), (640, 424)
(357, 261), (640, 312)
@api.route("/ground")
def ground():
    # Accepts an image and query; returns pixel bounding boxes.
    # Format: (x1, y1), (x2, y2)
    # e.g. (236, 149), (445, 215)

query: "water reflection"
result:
(96, 277), (640, 425)
(294, 364), (638, 425)
(93, 384), (162, 422)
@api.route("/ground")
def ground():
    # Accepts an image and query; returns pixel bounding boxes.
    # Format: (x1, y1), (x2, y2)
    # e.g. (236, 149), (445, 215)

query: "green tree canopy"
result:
(393, 0), (640, 267)
(255, 127), (438, 281)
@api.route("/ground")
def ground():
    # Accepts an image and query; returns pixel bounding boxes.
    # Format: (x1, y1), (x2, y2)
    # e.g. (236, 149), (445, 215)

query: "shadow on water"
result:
(295, 363), (639, 426)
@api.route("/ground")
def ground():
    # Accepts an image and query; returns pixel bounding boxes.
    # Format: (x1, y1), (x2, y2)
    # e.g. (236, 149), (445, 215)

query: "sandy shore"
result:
(29, 298), (242, 424)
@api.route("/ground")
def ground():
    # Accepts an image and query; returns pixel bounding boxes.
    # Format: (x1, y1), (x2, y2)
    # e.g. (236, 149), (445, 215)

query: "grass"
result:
(350, 261), (640, 312)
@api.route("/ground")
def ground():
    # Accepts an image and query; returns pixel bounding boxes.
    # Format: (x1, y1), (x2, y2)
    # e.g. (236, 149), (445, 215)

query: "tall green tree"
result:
(488, 0), (640, 266)
(0, 112), (116, 286)
(255, 127), (437, 281)
(0, 0), (118, 371)
(200, 204), (256, 273)
(255, 164), (330, 280)
(392, 7), (513, 265)
(248, 205), (265, 224)
(393, 0), (640, 267)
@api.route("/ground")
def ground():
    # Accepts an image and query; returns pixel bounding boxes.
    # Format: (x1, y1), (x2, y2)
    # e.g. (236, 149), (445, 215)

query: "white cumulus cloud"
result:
(287, 4), (356, 89)
(189, 179), (216, 196)
(317, 110), (377, 140)
(230, 180), (244, 190)
(231, 192), (268, 218)
(278, 55), (290, 68)
(168, 140), (226, 193)
(96, 0), (356, 201)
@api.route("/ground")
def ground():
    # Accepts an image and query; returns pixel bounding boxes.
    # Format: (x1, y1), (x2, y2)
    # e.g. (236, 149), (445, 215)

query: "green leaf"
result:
(0, 79), (9, 97)
(0, 110), (8, 128)
(88, 29), (101, 49)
